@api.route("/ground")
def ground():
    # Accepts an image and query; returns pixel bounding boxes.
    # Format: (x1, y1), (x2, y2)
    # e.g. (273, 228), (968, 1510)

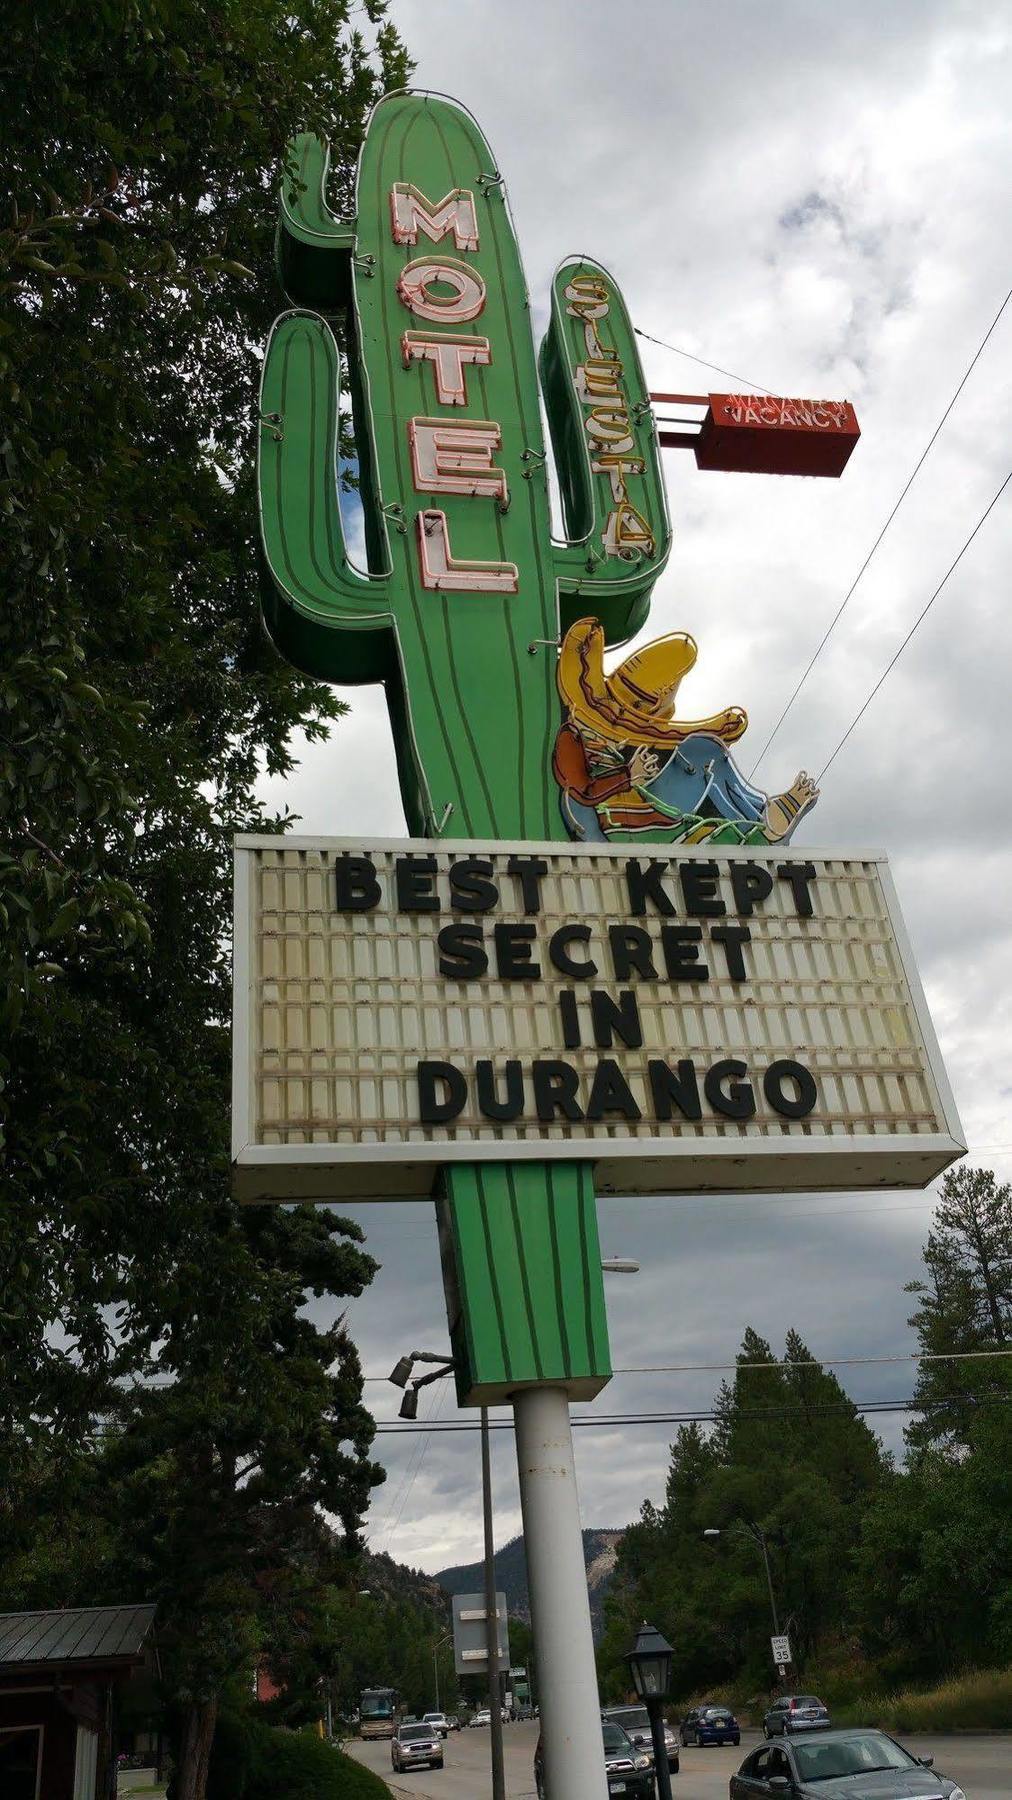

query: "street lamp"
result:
(625, 1622), (674, 1800)
(388, 1349), (455, 1419)
(387, 1347), (505, 1800)
(432, 1629), (452, 1714)
(703, 1523), (781, 1636)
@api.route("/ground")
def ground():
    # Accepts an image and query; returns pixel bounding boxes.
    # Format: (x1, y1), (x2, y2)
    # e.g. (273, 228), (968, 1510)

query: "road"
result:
(346, 1723), (1011, 1800)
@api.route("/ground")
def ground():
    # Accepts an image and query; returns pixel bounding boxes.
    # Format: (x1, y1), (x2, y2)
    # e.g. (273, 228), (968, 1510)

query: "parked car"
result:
(680, 1703), (741, 1746)
(536, 1721), (655, 1798)
(470, 1708), (492, 1727)
(730, 1729), (966, 1799)
(391, 1721), (443, 1771)
(422, 1711), (450, 1738)
(601, 1704), (680, 1773)
(763, 1694), (831, 1737)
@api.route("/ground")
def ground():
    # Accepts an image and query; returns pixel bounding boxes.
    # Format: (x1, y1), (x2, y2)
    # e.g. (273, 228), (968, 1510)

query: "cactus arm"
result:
(278, 133), (357, 309)
(258, 308), (395, 685)
(541, 256), (671, 646)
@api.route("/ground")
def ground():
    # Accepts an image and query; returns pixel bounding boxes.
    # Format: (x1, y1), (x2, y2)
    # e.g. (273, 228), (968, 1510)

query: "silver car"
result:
(601, 1704), (680, 1773)
(391, 1722), (443, 1771)
(763, 1695), (831, 1737)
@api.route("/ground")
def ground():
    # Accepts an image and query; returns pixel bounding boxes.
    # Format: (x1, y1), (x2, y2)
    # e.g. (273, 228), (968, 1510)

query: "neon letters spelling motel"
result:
(390, 183), (652, 592)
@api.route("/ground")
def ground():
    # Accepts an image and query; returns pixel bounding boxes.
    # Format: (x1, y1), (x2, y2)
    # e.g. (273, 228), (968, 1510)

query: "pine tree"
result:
(906, 1166), (1012, 1447)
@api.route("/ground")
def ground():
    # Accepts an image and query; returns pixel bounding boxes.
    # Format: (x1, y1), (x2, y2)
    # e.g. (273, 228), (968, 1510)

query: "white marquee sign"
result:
(231, 838), (964, 1203)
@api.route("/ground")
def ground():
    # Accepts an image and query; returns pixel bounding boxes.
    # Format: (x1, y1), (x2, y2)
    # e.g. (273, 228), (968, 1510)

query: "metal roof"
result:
(0, 1605), (156, 1669)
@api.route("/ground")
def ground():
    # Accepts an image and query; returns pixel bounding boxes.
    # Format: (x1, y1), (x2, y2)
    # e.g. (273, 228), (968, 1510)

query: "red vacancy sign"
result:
(653, 391), (860, 478)
(695, 393), (860, 477)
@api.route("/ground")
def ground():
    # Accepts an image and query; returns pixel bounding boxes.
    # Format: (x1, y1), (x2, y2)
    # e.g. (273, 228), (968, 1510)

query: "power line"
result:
(371, 1394), (1011, 1434)
(816, 464), (1012, 781)
(364, 1346), (1012, 1383)
(634, 326), (775, 396)
(612, 1347), (1012, 1376)
(748, 280), (1012, 778)
(372, 1375), (449, 1550)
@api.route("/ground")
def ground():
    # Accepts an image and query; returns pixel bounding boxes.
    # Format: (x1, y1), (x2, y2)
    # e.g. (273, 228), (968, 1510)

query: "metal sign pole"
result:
(514, 1387), (609, 1800)
(481, 1406), (506, 1800)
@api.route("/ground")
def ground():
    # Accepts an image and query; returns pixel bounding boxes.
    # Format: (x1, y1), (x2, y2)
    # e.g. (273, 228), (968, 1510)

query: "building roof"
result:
(0, 1605), (156, 1671)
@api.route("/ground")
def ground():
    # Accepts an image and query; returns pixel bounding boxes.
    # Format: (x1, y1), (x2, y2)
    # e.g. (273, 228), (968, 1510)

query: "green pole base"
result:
(436, 1161), (612, 1407)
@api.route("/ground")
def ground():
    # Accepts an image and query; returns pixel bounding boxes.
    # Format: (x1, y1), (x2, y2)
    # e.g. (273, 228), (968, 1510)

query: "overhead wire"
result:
(371, 1393), (1012, 1434)
(364, 1345), (1012, 1383)
(633, 326), (775, 396)
(371, 1372), (450, 1551)
(748, 280), (1012, 777)
(816, 464), (1012, 780)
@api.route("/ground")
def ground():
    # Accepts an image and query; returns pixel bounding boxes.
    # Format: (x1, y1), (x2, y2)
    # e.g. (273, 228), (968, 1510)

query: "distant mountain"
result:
(436, 1529), (623, 1639)
(359, 1547), (452, 1622)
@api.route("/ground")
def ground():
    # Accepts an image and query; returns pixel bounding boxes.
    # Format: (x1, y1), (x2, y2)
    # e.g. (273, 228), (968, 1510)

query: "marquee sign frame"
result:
(232, 834), (964, 1204)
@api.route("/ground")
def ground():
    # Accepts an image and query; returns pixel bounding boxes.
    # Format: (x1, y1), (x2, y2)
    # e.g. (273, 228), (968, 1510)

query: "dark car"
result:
(535, 1721), (655, 1798)
(763, 1695), (831, 1737)
(391, 1721), (443, 1772)
(730, 1728), (965, 1800)
(681, 1703), (741, 1746)
(601, 1703), (680, 1772)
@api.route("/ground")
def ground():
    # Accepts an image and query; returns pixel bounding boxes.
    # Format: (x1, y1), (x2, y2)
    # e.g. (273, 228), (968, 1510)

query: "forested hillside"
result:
(598, 1166), (1012, 1706)
(437, 1528), (623, 1637)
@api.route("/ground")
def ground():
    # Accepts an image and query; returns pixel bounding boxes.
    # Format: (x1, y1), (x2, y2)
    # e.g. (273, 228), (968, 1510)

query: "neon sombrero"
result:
(557, 618), (748, 748)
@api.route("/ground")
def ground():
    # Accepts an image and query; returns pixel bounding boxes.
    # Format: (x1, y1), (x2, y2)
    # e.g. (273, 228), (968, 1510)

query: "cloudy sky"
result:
(257, 0), (1012, 1573)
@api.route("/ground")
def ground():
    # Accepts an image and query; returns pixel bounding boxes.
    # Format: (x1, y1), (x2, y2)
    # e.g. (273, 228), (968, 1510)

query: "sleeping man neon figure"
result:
(553, 617), (818, 845)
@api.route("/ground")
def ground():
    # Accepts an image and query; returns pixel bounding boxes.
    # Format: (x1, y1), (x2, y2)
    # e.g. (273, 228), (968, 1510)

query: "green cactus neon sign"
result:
(259, 92), (670, 845)
(256, 91), (679, 1402)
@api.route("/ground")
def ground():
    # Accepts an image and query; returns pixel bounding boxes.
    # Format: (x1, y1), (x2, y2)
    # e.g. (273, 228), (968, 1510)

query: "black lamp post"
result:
(625, 1622), (674, 1800)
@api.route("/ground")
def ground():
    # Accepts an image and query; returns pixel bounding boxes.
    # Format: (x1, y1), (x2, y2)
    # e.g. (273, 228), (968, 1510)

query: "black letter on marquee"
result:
(396, 854), (440, 912)
(704, 1058), (756, 1120)
(711, 924), (751, 981)
(660, 924), (708, 981)
(532, 1060), (584, 1122)
(437, 923), (489, 979)
(494, 921), (541, 981)
(587, 1059), (642, 1122)
(334, 856), (381, 912)
(679, 859), (726, 917)
(626, 859), (677, 917)
(417, 1060), (467, 1124)
(777, 861), (817, 918)
(763, 1059), (818, 1119)
(558, 990), (581, 1049)
(508, 855), (549, 914)
(590, 989), (643, 1049)
(730, 862), (774, 916)
(476, 1060), (525, 1122)
(549, 924), (597, 979)
(449, 858), (498, 913)
(608, 925), (658, 981)
(648, 1059), (703, 1122)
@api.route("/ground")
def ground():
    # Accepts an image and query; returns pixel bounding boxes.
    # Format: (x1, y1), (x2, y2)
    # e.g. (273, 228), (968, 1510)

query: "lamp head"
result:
(625, 1620), (674, 1702)
(389, 1355), (415, 1388)
(398, 1386), (419, 1420)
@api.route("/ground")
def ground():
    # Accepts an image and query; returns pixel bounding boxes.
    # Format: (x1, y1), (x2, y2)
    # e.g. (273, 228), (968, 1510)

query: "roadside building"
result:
(0, 1603), (156, 1799)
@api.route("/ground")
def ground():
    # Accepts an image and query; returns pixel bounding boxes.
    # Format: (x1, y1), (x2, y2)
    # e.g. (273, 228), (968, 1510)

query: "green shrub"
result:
(244, 1726), (390, 1800)
(831, 1667), (1012, 1732)
(206, 1710), (261, 1800)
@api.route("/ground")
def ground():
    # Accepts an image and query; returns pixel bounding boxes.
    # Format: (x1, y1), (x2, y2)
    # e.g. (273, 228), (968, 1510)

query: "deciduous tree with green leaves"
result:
(1, 5), (410, 1798)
